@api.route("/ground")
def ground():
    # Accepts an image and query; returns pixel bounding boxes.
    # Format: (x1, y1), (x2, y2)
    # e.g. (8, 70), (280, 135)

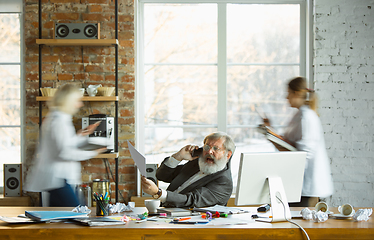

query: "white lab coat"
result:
(25, 110), (98, 192)
(283, 105), (334, 197)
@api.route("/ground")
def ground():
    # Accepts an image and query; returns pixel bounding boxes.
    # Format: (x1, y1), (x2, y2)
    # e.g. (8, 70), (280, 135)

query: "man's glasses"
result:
(203, 144), (224, 153)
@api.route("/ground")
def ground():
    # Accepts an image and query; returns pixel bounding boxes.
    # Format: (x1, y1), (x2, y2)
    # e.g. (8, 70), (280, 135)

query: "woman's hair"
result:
(50, 84), (81, 113)
(288, 77), (318, 113)
(203, 132), (236, 154)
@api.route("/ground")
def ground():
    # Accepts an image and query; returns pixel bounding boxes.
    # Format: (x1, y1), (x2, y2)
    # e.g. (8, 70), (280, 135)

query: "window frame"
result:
(135, 0), (313, 195)
(0, 0), (24, 192)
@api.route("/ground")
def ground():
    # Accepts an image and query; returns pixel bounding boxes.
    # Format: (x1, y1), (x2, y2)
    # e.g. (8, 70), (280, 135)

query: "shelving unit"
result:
(36, 96), (119, 102)
(36, 39), (118, 46)
(36, 0), (120, 202)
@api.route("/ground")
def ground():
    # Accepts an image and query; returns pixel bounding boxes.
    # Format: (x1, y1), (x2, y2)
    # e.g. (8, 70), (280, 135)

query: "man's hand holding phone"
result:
(172, 145), (201, 161)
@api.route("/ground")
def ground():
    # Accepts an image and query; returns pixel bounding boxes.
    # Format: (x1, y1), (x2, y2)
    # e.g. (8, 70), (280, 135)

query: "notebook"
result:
(157, 207), (192, 217)
(69, 217), (126, 226)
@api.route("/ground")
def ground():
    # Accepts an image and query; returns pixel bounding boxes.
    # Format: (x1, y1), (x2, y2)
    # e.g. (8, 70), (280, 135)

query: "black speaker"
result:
(54, 23), (100, 39)
(4, 164), (22, 197)
(142, 164), (158, 197)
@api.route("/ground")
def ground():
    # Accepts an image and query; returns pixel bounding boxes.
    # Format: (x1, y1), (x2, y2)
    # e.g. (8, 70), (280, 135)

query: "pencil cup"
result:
(96, 201), (109, 216)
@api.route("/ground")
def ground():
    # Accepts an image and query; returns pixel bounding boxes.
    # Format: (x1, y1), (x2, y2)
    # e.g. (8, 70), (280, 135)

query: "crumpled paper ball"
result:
(312, 210), (328, 223)
(72, 205), (91, 214)
(301, 208), (313, 220)
(353, 208), (373, 221)
(301, 208), (328, 222)
(109, 202), (135, 213)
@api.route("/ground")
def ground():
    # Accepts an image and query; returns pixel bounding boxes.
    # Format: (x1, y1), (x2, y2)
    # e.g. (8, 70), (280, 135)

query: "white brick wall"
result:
(314, 0), (374, 207)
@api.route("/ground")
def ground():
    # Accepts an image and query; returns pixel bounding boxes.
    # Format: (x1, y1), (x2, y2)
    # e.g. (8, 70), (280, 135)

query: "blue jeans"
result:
(48, 181), (79, 207)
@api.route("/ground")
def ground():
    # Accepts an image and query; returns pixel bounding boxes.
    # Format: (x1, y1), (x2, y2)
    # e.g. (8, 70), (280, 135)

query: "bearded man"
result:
(141, 132), (235, 208)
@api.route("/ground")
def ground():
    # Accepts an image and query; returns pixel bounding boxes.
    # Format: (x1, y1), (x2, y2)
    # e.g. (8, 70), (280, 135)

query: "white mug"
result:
(86, 87), (98, 96)
(338, 203), (355, 216)
(144, 199), (160, 213)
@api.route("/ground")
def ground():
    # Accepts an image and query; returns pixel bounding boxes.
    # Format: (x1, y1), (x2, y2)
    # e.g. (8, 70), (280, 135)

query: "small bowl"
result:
(97, 87), (115, 96)
(40, 88), (57, 97)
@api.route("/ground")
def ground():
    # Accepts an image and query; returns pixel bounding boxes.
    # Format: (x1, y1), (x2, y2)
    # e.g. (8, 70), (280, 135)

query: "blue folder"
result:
(25, 211), (88, 222)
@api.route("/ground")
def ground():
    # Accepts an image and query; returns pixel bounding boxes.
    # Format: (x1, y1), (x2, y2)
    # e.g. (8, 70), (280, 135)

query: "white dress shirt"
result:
(283, 105), (334, 197)
(25, 110), (98, 192)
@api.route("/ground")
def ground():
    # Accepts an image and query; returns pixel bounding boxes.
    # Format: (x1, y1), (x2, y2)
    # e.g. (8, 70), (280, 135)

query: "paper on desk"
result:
(193, 205), (249, 214)
(127, 141), (147, 176)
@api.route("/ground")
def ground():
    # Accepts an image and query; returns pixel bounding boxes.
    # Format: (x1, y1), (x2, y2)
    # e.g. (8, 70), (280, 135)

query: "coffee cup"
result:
(338, 203), (355, 216)
(144, 199), (160, 213)
(315, 201), (329, 212)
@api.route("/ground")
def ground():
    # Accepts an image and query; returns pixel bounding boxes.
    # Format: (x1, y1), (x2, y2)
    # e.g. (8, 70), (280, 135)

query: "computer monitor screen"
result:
(235, 152), (306, 206)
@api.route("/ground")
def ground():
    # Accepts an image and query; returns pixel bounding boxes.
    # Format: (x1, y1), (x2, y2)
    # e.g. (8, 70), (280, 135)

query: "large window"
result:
(137, 0), (311, 192)
(0, 1), (23, 190)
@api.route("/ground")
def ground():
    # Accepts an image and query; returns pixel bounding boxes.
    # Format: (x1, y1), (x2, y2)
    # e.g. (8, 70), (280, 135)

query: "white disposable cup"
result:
(338, 203), (355, 216)
(144, 199), (160, 213)
(315, 201), (329, 212)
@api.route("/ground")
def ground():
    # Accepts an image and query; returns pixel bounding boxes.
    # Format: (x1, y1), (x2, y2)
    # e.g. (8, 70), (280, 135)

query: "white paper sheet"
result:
(127, 141), (147, 176)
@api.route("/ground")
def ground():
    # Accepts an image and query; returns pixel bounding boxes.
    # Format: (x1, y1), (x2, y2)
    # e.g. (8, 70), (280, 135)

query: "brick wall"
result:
(24, 0), (136, 204)
(314, 0), (374, 207)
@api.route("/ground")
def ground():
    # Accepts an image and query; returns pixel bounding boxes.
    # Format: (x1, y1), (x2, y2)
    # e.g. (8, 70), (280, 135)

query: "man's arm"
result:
(164, 174), (233, 208)
(156, 157), (185, 183)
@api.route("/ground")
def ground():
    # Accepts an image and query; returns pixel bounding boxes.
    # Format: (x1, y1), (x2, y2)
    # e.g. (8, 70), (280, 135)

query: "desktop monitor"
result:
(235, 152), (306, 222)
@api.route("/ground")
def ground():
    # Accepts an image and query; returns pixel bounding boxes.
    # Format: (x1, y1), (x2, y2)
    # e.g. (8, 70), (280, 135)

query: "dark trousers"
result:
(48, 181), (79, 207)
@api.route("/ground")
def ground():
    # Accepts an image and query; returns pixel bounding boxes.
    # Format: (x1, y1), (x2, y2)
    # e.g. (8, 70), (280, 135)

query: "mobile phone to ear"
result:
(192, 147), (203, 157)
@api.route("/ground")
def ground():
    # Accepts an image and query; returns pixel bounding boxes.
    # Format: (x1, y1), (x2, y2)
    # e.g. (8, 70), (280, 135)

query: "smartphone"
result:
(191, 147), (203, 157)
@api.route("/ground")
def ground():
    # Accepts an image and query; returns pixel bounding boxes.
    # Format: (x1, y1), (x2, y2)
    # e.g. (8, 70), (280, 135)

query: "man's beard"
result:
(198, 153), (227, 175)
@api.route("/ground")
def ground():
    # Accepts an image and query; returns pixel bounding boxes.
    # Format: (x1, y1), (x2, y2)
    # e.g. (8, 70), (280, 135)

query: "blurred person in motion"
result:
(263, 77), (333, 207)
(141, 132), (235, 208)
(25, 84), (107, 207)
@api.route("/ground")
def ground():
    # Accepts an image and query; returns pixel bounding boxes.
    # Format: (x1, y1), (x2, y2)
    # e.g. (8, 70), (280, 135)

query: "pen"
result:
(174, 217), (191, 221)
(251, 214), (272, 219)
(148, 213), (167, 217)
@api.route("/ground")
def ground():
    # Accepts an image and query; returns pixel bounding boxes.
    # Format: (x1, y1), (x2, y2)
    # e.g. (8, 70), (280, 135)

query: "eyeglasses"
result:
(203, 144), (224, 153)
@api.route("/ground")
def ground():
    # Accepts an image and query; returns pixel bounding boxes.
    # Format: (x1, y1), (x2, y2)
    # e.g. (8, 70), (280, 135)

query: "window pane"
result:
(227, 4), (300, 63)
(145, 127), (217, 159)
(227, 65), (298, 127)
(0, 127), (21, 188)
(0, 14), (20, 63)
(144, 4), (217, 63)
(145, 65), (217, 126)
(0, 65), (21, 125)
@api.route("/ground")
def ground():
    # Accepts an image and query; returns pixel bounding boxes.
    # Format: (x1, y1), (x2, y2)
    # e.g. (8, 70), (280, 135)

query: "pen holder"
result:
(96, 201), (109, 216)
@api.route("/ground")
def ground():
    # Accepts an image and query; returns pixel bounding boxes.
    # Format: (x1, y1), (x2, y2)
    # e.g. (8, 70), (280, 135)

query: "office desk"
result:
(0, 207), (373, 240)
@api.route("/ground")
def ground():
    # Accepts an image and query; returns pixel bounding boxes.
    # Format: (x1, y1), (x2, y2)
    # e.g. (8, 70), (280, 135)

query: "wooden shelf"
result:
(36, 96), (118, 102)
(94, 152), (119, 159)
(36, 39), (118, 46)
(0, 195), (32, 206)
